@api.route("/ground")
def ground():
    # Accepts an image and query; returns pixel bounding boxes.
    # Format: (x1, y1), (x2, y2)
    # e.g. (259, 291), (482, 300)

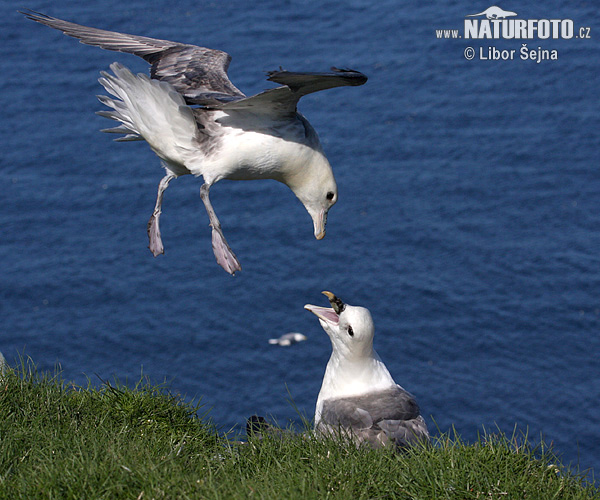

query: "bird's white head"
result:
(304, 291), (375, 360)
(285, 150), (337, 240)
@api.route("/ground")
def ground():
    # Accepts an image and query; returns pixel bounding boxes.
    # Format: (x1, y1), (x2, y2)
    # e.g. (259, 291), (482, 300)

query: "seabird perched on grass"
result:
(22, 10), (367, 274)
(305, 292), (429, 449)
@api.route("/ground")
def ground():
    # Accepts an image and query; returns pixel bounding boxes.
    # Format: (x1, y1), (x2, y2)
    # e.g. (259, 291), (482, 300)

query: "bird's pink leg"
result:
(147, 173), (175, 256)
(200, 183), (242, 275)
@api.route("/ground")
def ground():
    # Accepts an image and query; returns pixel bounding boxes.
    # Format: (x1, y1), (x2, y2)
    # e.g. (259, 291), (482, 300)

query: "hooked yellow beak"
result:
(321, 291), (345, 314)
(303, 291), (344, 324)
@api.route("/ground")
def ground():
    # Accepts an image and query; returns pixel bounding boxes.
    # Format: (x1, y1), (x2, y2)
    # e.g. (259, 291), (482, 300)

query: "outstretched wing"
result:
(267, 68), (367, 95)
(217, 67), (367, 117)
(21, 10), (245, 105)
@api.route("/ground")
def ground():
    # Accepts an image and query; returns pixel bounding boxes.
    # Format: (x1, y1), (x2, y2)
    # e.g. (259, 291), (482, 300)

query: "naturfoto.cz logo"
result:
(436, 5), (592, 63)
(436, 5), (591, 40)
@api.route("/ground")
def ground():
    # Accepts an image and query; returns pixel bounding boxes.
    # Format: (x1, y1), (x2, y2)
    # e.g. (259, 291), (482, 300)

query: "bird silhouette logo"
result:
(466, 6), (517, 19)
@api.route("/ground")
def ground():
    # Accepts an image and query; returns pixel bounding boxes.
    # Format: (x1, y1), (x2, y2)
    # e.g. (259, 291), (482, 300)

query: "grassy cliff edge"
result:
(0, 360), (597, 499)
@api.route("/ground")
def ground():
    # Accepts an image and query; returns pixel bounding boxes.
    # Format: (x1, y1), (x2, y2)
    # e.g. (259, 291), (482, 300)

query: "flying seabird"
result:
(268, 332), (307, 346)
(22, 11), (367, 275)
(305, 292), (429, 449)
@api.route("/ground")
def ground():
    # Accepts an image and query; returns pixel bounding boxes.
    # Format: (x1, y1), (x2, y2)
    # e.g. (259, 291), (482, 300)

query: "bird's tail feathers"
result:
(97, 62), (198, 164)
(97, 95), (142, 142)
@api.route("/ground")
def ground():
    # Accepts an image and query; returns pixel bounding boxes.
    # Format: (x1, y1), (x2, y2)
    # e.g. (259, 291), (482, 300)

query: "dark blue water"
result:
(2, 0), (599, 477)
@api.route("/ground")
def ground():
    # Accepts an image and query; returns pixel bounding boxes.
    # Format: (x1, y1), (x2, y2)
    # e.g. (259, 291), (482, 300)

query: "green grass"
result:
(0, 359), (597, 499)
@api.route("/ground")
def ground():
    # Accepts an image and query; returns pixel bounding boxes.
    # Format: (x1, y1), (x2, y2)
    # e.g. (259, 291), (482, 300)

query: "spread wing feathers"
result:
(23, 11), (367, 114)
(216, 68), (368, 117)
(21, 10), (245, 105)
(145, 46), (245, 105)
(319, 386), (429, 448)
(267, 68), (368, 95)
(97, 62), (197, 171)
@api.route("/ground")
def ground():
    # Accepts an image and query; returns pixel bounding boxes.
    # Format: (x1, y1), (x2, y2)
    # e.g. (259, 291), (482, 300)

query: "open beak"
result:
(312, 209), (327, 240)
(304, 291), (344, 324)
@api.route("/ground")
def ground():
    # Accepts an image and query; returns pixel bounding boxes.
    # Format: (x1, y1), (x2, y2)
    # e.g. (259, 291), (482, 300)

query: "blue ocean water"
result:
(2, 0), (599, 477)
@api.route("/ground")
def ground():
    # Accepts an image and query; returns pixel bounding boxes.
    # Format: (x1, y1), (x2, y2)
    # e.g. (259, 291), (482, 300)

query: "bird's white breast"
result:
(188, 111), (321, 184)
(315, 353), (398, 423)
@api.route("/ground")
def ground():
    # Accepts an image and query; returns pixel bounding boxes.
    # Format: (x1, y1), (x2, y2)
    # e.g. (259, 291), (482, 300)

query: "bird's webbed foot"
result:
(211, 225), (242, 275)
(147, 173), (175, 257)
(200, 183), (242, 275)
(147, 213), (164, 256)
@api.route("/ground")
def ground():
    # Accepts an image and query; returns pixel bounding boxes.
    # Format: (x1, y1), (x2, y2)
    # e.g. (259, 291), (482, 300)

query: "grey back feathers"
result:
(318, 386), (429, 449)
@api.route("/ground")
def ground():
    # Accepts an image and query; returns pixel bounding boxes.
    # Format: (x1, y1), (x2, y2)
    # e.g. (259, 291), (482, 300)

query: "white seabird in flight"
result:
(268, 332), (307, 346)
(22, 11), (367, 275)
(305, 292), (429, 449)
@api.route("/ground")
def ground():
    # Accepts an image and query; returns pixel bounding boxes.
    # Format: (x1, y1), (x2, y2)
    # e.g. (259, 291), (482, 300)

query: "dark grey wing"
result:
(321, 387), (421, 429)
(21, 10), (245, 105)
(216, 67), (367, 117)
(145, 46), (245, 105)
(377, 415), (429, 448)
(21, 10), (179, 56)
(267, 67), (367, 95)
(321, 401), (375, 429)
(320, 386), (429, 448)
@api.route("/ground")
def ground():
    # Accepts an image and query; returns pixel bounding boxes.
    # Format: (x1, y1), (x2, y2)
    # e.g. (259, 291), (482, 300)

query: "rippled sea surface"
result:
(2, 0), (599, 476)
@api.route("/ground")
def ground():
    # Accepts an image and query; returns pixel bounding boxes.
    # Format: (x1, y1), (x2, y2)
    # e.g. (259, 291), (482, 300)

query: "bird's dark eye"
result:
(348, 325), (354, 337)
(326, 191), (335, 201)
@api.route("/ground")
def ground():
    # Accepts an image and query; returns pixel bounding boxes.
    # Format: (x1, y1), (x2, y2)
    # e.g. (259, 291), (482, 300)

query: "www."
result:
(435, 29), (460, 38)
